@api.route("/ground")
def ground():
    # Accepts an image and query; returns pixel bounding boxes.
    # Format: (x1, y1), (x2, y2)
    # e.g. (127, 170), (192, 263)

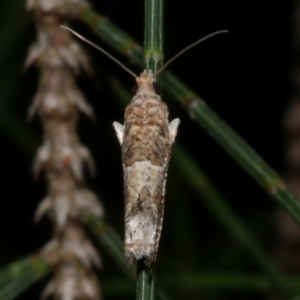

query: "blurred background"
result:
(0, 0), (296, 299)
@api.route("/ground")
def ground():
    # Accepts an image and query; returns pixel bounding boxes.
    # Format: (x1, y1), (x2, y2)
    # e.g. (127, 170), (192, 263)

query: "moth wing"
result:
(169, 118), (180, 144)
(112, 122), (124, 145)
(148, 120), (179, 268)
(150, 161), (170, 269)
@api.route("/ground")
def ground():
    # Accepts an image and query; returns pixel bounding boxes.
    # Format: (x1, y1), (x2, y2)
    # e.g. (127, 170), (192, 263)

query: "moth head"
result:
(131, 71), (161, 95)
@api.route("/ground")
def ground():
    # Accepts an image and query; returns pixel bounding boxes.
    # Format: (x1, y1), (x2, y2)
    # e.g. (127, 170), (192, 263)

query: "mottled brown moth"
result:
(61, 26), (227, 268)
(113, 71), (180, 267)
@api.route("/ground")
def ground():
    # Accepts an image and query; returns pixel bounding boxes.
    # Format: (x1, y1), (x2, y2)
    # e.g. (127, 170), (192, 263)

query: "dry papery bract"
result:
(28, 68), (94, 120)
(35, 177), (103, 227)
(43, 222), (101, 268)
(27, 0), (91, 16)
(41, 263), (100, 300)
(25, 24), (92, 74)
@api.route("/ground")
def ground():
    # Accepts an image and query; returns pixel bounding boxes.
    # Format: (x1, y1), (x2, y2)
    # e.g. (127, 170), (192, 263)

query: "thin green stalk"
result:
(136, 0), (164, 298)
(136, 264), (156, 300)
(144, 0), (164, 80)
(173, 144), (292, 297)
(0, 268), (38, 300)
(101, 273), (300, 295)
(0, 254), (49, 300)
(0, 258), (33, 287)
(78, 9), (300, 226)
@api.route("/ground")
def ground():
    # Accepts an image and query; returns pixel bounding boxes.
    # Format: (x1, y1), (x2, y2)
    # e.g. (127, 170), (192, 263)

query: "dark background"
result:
(0, 0), (294, 299)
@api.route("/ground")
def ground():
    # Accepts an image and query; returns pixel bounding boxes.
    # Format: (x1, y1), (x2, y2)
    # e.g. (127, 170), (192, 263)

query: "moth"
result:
(61, 26), (227, 268)
(113, 71), (180, 267)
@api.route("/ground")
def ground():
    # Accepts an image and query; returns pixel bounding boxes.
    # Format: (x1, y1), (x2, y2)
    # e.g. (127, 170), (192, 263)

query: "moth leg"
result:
(169, 118), (180, 144)
(112, 122), (124, 145)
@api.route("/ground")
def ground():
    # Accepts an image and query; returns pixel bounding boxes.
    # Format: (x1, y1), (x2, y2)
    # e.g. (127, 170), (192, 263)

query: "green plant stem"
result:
(136, 263), (156, 300)
(0, 254), (49, 300)
(144, 0), (163, 80)
(101, 273), (300, 295)
(78, 9), (300, 226)
(136, 0), (164, 298)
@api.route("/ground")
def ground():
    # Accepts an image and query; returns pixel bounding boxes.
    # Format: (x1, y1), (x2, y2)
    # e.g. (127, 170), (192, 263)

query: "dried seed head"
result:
(29, 68), (94, 120)
(33, 138), (95, 181)
(35, 180), (103, 227)
(25, 24), (91, 73)
(26, 0), (91, 16)
(41, 263), (100, 300)
(26, 2), (102, 298)
(43, 222), (101, 268)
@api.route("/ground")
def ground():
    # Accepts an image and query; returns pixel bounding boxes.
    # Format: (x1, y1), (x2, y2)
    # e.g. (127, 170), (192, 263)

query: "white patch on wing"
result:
(112, 121), (124, 145)
(169, 118), (180, 144)
(124, 160), (163, 251)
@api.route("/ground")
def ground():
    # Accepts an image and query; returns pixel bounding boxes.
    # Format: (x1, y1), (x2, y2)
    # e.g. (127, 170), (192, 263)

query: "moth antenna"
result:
(154, 30), (228, 76)
(60, 26), (138, 79)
